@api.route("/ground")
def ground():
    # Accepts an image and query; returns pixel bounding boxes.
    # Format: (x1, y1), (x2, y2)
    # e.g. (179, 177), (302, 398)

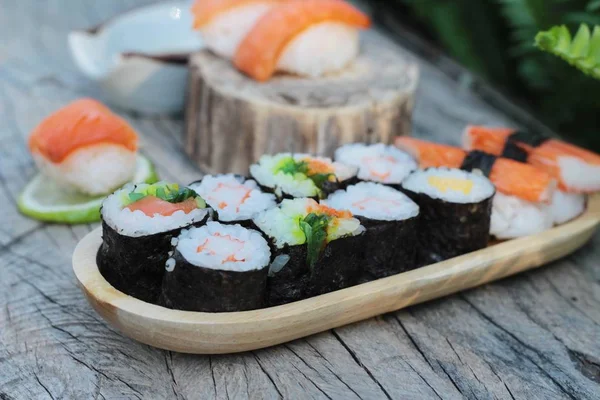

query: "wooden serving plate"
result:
(72, 195), (600, 354)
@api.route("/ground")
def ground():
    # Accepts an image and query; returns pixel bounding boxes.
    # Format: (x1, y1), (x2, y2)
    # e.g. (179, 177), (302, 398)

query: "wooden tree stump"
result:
(184, 31), (419, 174)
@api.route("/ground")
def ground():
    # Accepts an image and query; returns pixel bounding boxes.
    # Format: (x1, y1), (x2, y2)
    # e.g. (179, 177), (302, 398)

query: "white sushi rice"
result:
(250, 153), (357, 198)
(253, 198), (364, 248)
(199, 2), (276, 59)
(173, 222), (270, 272)
(34, 144), (136, 196)
(402, 168), (495, 204)
(190, 174), (276, 222)
(101, 182), (208, 237)
(550, 190), (586, 225)
(491, 192), (553, 239)
(324, 182), (419, 221)
(335, 143), (417, 184)
(277, 22), (360, 78)
(558, 156), (600, 192)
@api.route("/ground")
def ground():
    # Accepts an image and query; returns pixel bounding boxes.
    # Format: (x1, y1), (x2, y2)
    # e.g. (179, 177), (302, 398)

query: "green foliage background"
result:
(389, 0), (600, 150)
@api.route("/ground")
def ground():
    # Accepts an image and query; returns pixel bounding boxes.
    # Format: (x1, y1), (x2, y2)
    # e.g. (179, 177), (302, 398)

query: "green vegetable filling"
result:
(299, 212), (332, 271)
(274, 157), (335, 194)
(122, 183), (206, 208)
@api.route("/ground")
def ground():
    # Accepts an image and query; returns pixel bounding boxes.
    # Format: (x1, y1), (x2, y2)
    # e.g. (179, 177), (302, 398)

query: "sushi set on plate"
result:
(71, 133), (600, 354)
(17, 0), (600, 353)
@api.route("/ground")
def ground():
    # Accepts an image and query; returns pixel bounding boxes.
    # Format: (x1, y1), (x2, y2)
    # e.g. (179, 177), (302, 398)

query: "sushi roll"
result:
(334, 143), (417, 188)
(396, 137), (556, 239)
(324, 182), (420, 280)
(161, 222), (271, 312)
(463, 125), (600, 192)
(191, 0), (285, 59)
(234, 0), (371, 81)
(254, 198), (365, 306)
(250, 153), (358, 200)
(189, 174), (276, 226)
(28, 98), (139, 195)
(401, 168), (495, 264)
(97, 182), (209, 303)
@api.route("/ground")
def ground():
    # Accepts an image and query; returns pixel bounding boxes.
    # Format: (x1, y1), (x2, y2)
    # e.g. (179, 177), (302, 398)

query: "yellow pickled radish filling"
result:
(427, 176), (474, 195)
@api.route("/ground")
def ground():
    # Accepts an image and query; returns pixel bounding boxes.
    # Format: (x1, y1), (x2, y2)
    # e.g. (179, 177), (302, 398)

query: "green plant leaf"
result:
(300, 213), (332, 271)
(535, 24), (600, 80)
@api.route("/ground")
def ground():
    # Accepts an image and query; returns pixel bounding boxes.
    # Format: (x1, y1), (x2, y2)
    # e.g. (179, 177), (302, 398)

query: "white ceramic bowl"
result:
(68, 1), (203, 115)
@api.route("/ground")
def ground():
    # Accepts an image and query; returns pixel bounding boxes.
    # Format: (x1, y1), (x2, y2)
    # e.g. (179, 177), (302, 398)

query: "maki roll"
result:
(324, 182), (420, 280)
(334, 143), (417, 188)
(97, 182), (209, 303)
(401, 168), (495, 265)
(250, 153), (357, 200)
(189, 174), (276, 226)
(161, 222), (271, 312)
(253, 198), (365, 306)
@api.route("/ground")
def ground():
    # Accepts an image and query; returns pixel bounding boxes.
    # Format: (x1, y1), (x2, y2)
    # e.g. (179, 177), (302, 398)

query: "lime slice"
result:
(18, 155), (158, 224)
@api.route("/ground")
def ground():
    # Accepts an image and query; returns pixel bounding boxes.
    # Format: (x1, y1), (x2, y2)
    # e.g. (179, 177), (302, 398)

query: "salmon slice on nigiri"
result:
(463, 125), (600, 192)
(234, 0), (371, 81)
(191, 0), (286, 59)
(28, 98), (139, 196)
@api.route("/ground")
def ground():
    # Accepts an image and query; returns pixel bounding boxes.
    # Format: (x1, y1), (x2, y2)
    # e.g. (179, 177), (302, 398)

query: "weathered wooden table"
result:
(1, 1), (599, 399)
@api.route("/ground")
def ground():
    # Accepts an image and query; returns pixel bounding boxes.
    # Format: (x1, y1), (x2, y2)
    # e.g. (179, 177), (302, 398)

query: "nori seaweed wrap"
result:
(254, 198), (365, 306)
(160, 222), (270, 312)
(249, 153), (358, 200)
(401, 168), (495, 265)
(97, 182), (209, 303)
(324, 182), (420, 281)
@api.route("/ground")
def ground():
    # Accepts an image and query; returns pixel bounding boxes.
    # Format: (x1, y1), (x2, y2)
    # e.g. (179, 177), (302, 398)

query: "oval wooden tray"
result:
(72, 195), (600, 354)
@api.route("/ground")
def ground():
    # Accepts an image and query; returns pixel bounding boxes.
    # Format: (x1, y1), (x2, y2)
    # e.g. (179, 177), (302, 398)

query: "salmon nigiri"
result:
(463, 125), (600, 193)
(191, 0), (286, 59)
(396, 137), (556, 203)
(234, 0), (371, 81)
(28, 98), (139, 195)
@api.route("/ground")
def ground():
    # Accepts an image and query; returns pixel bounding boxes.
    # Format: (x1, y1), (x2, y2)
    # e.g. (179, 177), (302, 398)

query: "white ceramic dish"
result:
(68, 1), (203, 115)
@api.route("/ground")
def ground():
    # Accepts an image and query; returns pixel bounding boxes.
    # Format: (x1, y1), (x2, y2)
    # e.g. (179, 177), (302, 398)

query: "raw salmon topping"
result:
(234, 0), (371, 81)
(126, 196), (198, 217)
(28, 98), (138, 163)
(191, 0), (285, 28)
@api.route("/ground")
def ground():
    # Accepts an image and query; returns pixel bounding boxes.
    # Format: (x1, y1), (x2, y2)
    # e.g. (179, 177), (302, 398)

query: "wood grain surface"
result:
(1, 1), (600, 399)
(185, 32), (418, 174)
(72, 195), (600, 354)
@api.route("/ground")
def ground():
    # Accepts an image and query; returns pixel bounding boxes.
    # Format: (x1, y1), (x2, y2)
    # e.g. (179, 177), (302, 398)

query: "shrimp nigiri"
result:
(191, 0), (286, 59)
(28, 98), (139, 195)
(463, 125), (600, 193)
(396, 137), (556, 239)
(234, 0), (371, 81)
